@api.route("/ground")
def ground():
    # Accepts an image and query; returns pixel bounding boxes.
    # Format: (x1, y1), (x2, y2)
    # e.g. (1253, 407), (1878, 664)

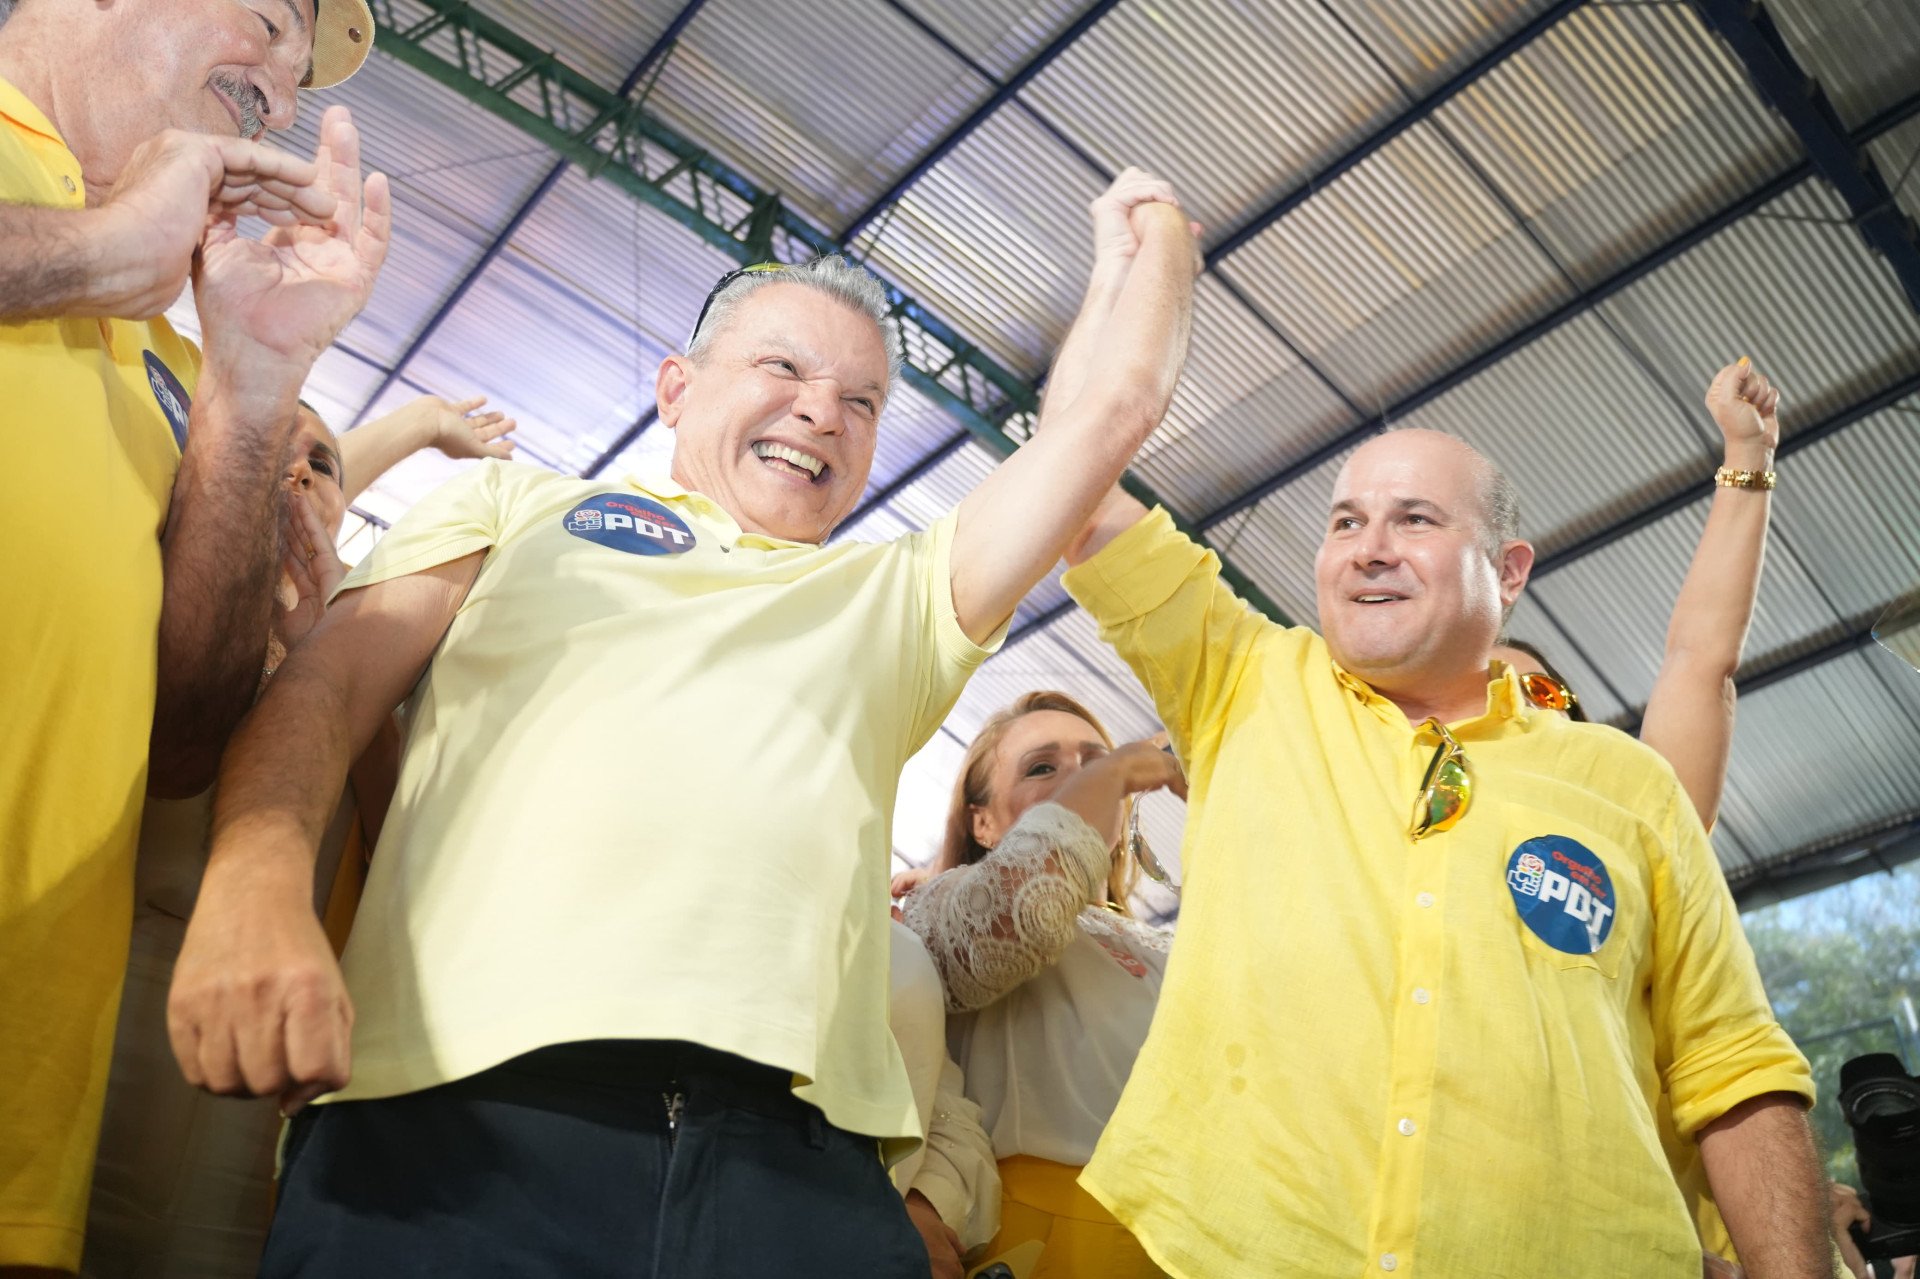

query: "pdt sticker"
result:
(561, 493), (696, 556)
(143, 351), (192, 449)
(1507, 836), (1616, 956)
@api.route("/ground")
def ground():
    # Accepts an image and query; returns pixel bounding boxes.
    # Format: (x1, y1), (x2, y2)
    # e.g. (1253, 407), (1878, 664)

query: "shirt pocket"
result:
(1494, 803), (1639, 981)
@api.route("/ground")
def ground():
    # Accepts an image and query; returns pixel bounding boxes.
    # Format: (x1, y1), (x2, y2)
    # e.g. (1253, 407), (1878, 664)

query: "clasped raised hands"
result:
(1088, 166), (1202, 272)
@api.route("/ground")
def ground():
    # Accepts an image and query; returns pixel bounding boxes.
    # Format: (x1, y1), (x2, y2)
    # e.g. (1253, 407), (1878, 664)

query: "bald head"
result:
(1353, 429), (1518, 559)
(1314, 428), (1535, 715)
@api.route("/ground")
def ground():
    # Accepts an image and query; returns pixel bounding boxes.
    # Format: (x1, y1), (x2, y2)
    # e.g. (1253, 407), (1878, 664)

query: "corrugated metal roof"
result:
(1216, 121), (1576, 408)
(1133, 275), (1362, 518)
(1715, 649), (1920, 866)
(1221, 447), (1358, 627)
(1022, 0), (1408, 243)
(1597, 179), (1920, 436)
(1393, 312), (1711, 551)
(1762, 0), (1920, 132)
(481, 0), (684, 91)
(1867, 115), (1920, 226)
(1437, 2), (1801, 285)
(907, 0), (1104, 82)
(878, 437), (999, 529)
(854, 106), (1105, 377)
(290, 49), (569, 365)
(866, 384), (970, 496)
(1526, 494), (1847, 709)
(1324, 0), (1554, 91)
(645, 0), (991, 231)
(1503, 592), (1631, 724)
(1768, 394), (1920, 625)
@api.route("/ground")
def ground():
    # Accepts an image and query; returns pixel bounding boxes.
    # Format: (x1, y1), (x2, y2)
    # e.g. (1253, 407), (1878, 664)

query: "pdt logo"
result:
(1506, 836), (1616, 956)
(561, 494), (696, 556)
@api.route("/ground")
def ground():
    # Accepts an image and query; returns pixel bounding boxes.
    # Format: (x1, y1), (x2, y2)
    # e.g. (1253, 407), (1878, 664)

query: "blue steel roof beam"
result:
(837, 0), (1126, 244)
(1691, 0), (1920, 319)
(1195, 85), (1920, 532)
(348, 0), (713, 428)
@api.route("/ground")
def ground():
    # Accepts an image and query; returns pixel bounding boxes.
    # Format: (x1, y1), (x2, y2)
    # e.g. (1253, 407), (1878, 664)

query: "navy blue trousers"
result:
(259, 1040), (928, 1279)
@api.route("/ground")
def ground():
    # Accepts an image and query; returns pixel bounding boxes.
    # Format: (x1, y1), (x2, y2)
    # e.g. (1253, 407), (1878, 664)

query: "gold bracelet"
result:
(1714, 466), (1776, 490)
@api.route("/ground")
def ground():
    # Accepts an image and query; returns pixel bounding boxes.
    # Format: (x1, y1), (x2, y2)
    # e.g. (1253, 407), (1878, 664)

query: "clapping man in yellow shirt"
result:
(164, 169), (1196, 1276)
(1059, 429), (1827, 1278)
(0, 2), (385, 1272)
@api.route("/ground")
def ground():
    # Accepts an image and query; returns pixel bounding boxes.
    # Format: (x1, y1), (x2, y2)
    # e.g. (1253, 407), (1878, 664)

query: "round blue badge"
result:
(143, 351), (192, 449)
(1506, 836), (1616, 955)
(561, 493), (697, 556)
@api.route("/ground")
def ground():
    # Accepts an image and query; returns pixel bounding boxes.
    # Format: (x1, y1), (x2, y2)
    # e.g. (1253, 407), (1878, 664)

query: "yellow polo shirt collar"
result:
(622, 466), (812, 552)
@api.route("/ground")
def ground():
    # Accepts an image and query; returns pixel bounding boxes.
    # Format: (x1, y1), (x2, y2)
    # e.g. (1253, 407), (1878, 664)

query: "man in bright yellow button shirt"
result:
(0, 1), (383, 1271)
(1060, 429), (1828, 1279)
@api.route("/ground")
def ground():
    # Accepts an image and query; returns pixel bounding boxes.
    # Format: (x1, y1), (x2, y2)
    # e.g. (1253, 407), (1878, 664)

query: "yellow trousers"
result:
(969, 1156), (1166, 1279)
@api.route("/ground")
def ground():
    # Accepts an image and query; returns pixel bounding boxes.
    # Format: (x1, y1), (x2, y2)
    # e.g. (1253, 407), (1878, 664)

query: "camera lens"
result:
(1841, 1053), (1920, 1228)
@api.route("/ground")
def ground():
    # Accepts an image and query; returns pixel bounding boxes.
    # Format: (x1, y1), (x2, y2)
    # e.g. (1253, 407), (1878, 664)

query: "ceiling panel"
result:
(647, 0), (990, 230)
(1437, 2), (1801, 285)
(856, 108), (1106, 378)
(1133, 275), (1361, 519)
(1393, 312), (1711, 552)
(1023, 0), (1405, 242)
(1715, 650), (1920, 868)
(1598, 179), (1920, 441)
(1217, 121), (1576, 408)
(1762, 0), (1920, 131)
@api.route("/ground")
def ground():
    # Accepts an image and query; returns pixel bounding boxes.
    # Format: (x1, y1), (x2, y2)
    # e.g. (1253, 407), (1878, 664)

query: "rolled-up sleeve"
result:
(1650, 789), (1814, 1138)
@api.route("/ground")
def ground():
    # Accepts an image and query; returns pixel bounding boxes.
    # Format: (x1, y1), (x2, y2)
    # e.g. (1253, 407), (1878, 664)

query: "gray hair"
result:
(1480, 458), (1520, 560)
(687, 255), (902, 387)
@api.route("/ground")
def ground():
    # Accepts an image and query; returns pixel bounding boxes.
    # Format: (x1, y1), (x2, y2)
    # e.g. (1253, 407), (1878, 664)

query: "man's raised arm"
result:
(166, 552), (481, 1114)
(948, 174), (1196, 643)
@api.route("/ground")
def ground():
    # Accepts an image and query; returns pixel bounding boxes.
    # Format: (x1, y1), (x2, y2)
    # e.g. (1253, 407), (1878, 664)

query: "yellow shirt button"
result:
(1415, 891), (1435, 908)
(1412, 987), (1431, 1005)
(1397, 1117), (1417, 1136)
(1381, 1254), (1399, 1271)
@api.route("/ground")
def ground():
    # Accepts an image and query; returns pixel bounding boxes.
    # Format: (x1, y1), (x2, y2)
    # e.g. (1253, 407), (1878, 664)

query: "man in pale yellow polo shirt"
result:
(1058, 432), (1830, 1279)
(0, 2), (382, 1272)
(165, 171), (1198, 1275)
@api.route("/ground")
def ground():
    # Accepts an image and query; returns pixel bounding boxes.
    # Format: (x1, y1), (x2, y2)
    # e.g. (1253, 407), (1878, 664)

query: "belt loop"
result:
(808, 1109), (827, 1150)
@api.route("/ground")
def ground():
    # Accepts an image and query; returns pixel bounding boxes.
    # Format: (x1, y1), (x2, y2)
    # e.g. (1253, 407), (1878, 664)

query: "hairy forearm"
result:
(149, 375), (303, 797)
(0, 203), (114, 322)
(338, 406), (430, 506)
(1700, 1093), (1830, 1279)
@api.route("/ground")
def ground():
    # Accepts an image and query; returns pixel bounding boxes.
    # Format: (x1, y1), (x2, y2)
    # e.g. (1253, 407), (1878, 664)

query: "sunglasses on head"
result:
(687, 262), (789, 347)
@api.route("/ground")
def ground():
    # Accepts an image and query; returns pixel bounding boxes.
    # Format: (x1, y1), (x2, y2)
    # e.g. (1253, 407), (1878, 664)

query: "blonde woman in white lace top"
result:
(900, 691), (1184, 1279)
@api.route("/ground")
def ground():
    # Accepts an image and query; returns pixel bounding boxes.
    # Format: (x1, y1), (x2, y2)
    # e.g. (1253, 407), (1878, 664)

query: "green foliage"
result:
(1742, 865), (1920, 1183)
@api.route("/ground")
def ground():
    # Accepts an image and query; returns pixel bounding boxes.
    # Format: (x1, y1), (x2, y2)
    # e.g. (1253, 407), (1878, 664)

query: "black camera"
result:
(1840, 1052), (1920, 1265)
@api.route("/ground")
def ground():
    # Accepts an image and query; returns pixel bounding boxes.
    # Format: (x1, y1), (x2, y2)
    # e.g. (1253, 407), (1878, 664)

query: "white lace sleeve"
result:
(902, 802), (1112, 1013)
